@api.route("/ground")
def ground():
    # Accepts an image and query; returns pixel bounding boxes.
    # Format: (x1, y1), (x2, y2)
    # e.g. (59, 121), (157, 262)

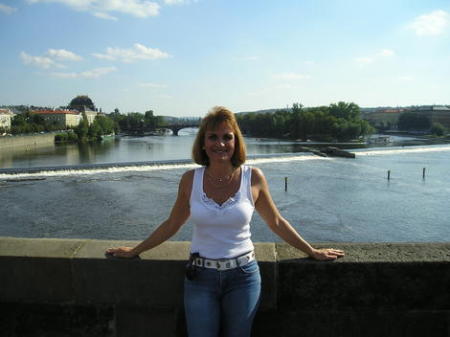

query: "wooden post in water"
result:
(423, 167), (426, 179)
(284, 177), (288, 191)
(387, 170), (391, 180)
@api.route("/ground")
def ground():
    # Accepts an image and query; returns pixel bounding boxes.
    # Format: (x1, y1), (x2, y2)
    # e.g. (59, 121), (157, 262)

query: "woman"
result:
(106, 106), (344, 337)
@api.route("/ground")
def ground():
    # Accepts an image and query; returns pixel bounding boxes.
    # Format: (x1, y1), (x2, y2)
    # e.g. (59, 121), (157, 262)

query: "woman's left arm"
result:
(252, 168), (344, 261)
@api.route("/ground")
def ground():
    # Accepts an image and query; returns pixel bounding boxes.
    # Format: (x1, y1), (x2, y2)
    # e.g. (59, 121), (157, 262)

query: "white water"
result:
(354, 144), (450, 156)
(2, 144), (449, 180)
(0, 154), (326, 180)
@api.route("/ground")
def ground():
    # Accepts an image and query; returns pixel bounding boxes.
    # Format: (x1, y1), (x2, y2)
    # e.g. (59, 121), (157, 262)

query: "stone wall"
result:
(0, 133), (56, 149)
(0, 237), (449, 337)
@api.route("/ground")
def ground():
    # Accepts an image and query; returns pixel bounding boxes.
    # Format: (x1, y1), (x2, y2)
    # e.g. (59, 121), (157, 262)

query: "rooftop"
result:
(31, 110), (79, 115)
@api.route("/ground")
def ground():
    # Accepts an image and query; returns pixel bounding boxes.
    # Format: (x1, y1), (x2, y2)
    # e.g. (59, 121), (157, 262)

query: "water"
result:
(0, 132), (449, 243)
(1, 128), (326, 169)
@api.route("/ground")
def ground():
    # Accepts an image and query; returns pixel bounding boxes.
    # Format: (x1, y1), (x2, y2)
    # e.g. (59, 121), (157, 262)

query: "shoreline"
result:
(2, 143), (450, 177)
(1, 132), (449, 172)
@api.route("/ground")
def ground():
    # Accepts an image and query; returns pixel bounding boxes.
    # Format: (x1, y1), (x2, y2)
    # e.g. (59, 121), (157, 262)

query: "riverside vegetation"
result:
(237, 102), (374, 142)
(3, 101), (448, 144)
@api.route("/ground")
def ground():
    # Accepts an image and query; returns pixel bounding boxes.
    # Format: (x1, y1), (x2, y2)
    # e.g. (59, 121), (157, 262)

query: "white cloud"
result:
(47, 49), (83, 61)
(0, 3), (17, 14)
(139, 82), (167, 88)
(20, 49), (82, 69)
(164, 0), (184, 4)
(273, 72), (311, 80)
(164, 0), (196, 5)
(93, 43), (171, 63)
(27, 0), (160, 19)
(408, 10), (449, 36)
(20, 52), (62, 69)
(93, 12), (117, 20)
(51, 66), (117, 79)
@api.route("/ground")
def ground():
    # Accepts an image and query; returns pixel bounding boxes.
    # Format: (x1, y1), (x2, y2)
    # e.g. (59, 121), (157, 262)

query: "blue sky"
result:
(0, 0), (449, 117)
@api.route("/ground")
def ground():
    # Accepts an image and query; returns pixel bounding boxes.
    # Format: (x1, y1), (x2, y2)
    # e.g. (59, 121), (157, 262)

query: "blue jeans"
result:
(184, 260), (261, 337)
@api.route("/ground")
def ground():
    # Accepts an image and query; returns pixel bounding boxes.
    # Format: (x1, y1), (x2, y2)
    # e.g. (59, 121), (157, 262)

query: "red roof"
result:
(31, 110), (79, 115)
(377, 109), (404, 114)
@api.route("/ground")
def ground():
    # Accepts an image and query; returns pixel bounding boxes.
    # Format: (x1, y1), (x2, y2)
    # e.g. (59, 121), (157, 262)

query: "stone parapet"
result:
(0, 237), (449, 336)
(0, 132), (56, 149)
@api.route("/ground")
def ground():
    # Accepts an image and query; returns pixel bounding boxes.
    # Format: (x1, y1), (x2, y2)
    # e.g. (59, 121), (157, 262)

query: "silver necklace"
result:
(205, 169), (236, 186)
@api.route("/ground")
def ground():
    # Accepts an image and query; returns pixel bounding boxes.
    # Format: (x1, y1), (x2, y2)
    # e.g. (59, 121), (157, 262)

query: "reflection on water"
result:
(0, 140), (120, 168)
(1, 128), (447, 170)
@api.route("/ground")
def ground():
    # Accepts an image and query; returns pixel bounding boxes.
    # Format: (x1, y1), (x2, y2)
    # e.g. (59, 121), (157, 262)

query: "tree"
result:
(94, 115), (115, 135)
(398, 112), (431, 131)
(236, 101), (371, 141)
(75, 112), (89, 141)
(431, 122), (446, 136)
(329, 102), (360, 120)
(144, 110), (157, 130)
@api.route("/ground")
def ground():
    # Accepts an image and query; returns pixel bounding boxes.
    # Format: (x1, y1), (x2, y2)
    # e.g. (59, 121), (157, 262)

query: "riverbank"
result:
(0, 132), (58, 149)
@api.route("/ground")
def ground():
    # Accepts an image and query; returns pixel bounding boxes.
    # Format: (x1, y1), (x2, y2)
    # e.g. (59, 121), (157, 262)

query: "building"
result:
(0, 109), (14, 131)
(363, 108), (405, 130)
(67, 95), (98, 125)
(31, 110), (81, 128)
(410, 106), (450, 128)
(363, 105), (450, 130)
(83, 109), (98, 125)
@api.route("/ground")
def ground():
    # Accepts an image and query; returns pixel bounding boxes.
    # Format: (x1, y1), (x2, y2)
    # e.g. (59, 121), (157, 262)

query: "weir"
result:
(1, 237), (449, 337)
(2, 144), (450, 179)
(0, 153), (323, 179)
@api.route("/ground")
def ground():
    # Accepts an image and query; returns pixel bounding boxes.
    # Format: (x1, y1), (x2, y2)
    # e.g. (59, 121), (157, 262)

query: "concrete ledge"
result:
(1, 237), (449, 337)
(0, 133), (56, 149)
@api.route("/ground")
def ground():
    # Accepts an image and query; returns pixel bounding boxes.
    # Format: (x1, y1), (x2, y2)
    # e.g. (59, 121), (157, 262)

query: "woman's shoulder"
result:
(181, 169), (196, 182)
(178, 169), (197, 196)
(249, 166), (265, 185)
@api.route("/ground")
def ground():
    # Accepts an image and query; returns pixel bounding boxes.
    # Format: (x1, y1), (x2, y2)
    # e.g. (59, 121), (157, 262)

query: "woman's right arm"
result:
(105, 170), (193, 258)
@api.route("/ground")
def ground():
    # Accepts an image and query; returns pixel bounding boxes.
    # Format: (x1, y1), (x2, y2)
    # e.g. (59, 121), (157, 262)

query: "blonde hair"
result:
(192, 106), (246, 167)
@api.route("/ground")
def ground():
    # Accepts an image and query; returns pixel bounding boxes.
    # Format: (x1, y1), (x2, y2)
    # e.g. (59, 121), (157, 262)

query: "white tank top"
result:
(189, 165), (255, 259)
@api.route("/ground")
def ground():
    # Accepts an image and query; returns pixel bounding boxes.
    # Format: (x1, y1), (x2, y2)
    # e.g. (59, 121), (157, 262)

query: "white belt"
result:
(192, 251), (255, 271)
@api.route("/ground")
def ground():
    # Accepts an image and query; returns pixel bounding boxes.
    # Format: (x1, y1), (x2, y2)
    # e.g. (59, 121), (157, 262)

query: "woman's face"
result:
(203, 121), (236, 164)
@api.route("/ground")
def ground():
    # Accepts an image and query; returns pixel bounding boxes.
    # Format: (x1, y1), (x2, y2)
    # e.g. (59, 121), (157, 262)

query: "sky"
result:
(0, 0), (449, 117)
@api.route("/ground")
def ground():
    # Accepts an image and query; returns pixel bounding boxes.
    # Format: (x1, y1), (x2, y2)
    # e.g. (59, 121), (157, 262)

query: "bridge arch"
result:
(165, 123), (199, 136)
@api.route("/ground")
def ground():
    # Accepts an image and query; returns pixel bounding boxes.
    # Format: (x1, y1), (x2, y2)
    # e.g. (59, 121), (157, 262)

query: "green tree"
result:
(329, 101), (360, 120)
(431, 122), (446, 136)
(75, 112), (89, 141)
(144, 110), (157, 130)
(93, 115), (115, 135)
(398, 112), (431, 131)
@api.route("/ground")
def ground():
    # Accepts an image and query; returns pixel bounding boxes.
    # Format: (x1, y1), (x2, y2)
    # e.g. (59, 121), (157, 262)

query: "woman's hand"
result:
(310, 248), (345, 261)
(105, 246), (138, 258)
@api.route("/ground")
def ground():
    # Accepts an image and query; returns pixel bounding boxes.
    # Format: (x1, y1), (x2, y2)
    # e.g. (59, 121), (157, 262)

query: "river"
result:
(0, 130), (449, 243)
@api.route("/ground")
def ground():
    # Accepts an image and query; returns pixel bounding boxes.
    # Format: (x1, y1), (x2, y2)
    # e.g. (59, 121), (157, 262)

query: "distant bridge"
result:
(164, 122), (200, 136)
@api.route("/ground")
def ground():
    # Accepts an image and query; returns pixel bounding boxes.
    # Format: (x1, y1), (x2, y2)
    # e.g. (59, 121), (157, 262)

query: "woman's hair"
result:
(192, 106), (246, 167)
